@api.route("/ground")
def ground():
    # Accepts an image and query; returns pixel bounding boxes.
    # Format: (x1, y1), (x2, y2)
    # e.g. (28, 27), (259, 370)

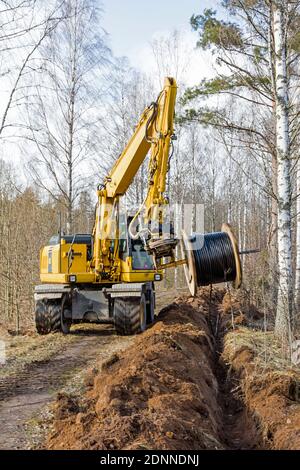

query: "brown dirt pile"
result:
(223, 330), (300, 449)
(46, 298), (224, 450)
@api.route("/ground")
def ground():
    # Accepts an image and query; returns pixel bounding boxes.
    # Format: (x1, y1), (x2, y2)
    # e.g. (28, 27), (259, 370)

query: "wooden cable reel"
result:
(180, 223), (242, 296)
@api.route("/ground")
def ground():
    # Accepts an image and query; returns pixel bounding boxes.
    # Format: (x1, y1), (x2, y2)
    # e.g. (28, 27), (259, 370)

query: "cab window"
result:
(131, 240), (154, 270)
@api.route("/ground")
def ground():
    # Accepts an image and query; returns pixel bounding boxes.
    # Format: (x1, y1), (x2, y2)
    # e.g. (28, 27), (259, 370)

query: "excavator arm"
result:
(105, 77), (177, 199)
(92, 77), (177, 276)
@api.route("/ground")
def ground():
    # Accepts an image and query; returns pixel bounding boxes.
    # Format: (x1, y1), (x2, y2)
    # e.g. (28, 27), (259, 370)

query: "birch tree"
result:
(181, 2), (278, 304)
(295, 161), (300, 315)
(273, 1), (292, 339)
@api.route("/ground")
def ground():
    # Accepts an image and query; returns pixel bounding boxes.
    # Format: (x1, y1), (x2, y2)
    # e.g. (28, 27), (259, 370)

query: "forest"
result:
(0, 1), (298, 346)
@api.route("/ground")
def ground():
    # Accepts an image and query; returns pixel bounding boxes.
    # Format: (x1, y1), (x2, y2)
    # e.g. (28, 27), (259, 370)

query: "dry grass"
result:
(223, 327), (299, 373)
(0, 331), (77, 381)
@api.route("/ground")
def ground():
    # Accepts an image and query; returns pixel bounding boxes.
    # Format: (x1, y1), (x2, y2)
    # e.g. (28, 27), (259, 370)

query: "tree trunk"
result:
(294, 159), (300, 322)
(269, 151), (278, 307)
(273, 2), (292, 341)
(268, 5), (279, 310)
(67, 160), (73, 234)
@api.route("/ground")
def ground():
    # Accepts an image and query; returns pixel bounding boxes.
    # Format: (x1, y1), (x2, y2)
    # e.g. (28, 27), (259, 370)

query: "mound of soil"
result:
(223, 338), (300, 450)
(46, 299), (224, 450)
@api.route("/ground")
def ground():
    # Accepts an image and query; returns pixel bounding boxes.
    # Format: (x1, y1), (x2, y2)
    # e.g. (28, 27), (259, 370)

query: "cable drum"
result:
(181, 223), (242, 296)
(192, 231), (237, 285)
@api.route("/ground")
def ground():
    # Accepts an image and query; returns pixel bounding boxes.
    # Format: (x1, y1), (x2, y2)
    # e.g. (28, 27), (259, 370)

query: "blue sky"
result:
(102, 0), (216, 58)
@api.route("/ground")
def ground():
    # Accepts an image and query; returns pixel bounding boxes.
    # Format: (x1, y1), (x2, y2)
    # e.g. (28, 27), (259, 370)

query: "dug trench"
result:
(46, 288), (300, 451)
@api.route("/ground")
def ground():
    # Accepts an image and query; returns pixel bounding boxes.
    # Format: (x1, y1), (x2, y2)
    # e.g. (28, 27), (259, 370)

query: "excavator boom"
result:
(93, 77), (178, 275)
(104, 77), (177, 199)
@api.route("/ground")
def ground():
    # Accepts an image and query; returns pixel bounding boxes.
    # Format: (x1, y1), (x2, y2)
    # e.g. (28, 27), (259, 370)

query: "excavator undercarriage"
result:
(35, 281), (155, 335)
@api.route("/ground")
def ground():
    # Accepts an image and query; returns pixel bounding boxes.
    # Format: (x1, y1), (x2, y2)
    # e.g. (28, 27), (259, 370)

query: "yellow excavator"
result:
(34, 77), (242, 335)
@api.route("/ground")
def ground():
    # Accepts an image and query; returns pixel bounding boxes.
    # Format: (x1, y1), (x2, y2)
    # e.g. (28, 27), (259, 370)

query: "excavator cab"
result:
(131, 240), (154, 270)
(119, 215), (155, 270)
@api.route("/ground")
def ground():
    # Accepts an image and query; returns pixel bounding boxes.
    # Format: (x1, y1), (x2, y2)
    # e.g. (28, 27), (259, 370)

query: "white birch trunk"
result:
(268, 6), (279, 308)
(273, 2), (292, 340)
(294, 160), (300, 318)
(270, 153), (278, 306)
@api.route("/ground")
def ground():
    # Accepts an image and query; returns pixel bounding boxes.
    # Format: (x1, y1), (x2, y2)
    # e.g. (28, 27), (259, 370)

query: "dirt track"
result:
(0, 326), (133, 449)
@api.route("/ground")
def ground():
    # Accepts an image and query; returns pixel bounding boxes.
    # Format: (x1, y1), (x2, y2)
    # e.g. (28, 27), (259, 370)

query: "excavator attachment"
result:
(147, 237), (178, 263)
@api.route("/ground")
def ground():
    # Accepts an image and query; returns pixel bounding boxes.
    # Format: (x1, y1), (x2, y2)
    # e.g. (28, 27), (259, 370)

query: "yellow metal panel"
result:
(120, 258), (163, 283)
(40, 248), (48, 273)
(106, 125), (151, 197)
(120, 272), (162, 283)
(60, 243), (88, 274)
(40, 245), (60, 274)
(40, 273), (97, 284)
(40, 243), (89, 276)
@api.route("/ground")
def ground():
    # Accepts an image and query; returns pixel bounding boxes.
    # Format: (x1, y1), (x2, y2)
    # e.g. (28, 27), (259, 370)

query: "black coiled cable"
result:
(189, 232), (237, 286)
